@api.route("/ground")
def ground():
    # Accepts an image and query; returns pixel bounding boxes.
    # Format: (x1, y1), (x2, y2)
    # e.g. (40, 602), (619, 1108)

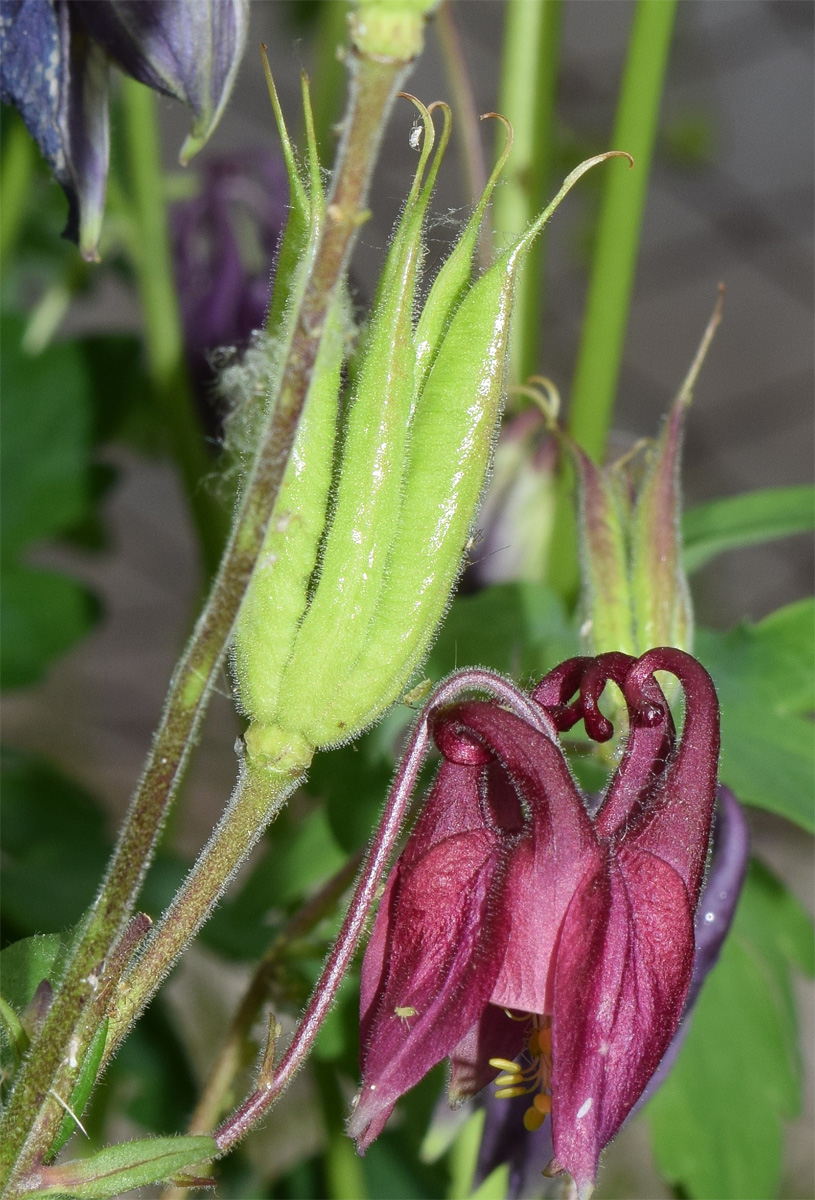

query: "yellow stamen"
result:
(495, 1074), (523, 1087)
(494, 1086), (531, 1099)
(523, 1106), (545, 1132)
(533, 1092), (552, 1115)
(488, 1057), (521, 1074)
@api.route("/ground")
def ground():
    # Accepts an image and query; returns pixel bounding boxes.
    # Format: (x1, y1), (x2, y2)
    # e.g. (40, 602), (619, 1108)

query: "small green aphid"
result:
(394, 1006), (418, 1029)
(401, 679), (433, 707)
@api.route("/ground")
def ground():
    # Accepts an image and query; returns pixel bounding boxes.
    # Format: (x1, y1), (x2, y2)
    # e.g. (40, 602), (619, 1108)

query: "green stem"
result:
(435, 1), (488, 266)
(548, 0), (677, 597)
(494, 0), (562, 383)
(310, 1), (352, 160)
(0, 115), (35, 264)
(107, 763), (297, 1049)
(0, 48), (411, 1195)
(120, 78), (228, 579)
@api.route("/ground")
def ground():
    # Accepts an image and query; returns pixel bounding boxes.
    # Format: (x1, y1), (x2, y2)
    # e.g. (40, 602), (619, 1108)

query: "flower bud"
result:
(0, 0), (248, 259)
(1, 2), (109, 260)
(573, 290), (724, 657)
(76, 0), (249, 164)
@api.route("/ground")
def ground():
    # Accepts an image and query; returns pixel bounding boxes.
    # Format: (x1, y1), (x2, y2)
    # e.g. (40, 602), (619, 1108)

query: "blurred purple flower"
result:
(466, 408), (558, 588)
(170, 149), (289, 424)
(349, 648), (721, 1198)
(0, 0), (248, 259)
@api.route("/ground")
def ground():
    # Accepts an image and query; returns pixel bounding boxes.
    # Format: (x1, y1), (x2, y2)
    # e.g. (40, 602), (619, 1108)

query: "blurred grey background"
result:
(3, 3), (813, 1197)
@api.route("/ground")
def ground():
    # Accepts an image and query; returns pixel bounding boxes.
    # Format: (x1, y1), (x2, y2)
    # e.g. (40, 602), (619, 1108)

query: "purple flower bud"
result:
(75, 0), (249, 165)
(0, 0), (249, 258)
(1, 0), (109, 260)
(170, 149), (289, 424)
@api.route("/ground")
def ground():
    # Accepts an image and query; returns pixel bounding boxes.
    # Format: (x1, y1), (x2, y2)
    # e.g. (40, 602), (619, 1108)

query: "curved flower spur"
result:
(348, 649), (720, 1199)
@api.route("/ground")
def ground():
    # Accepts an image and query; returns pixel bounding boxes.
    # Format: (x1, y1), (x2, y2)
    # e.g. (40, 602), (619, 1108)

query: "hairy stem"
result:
(158, 852), (363, 1200)
(0, 49), (410, 1194)
(215, 670), (553, 1150)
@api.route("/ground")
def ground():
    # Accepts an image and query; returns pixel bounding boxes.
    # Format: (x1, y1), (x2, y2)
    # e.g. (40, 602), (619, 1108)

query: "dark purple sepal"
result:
(632, 785), (749, 1111)
(349, 758), (511, 1151)
(476, 1087), (558, 1200)
(551, 847), (694, 1198)
(0, 0), (109, 259)
(75, 0), (249, 163)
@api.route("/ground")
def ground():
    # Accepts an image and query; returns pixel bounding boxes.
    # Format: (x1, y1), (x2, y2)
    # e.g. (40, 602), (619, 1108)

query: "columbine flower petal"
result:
(551, 846), (694, 1197)
(353, 650), (723, 1198)
(350, 754), (511, 1151)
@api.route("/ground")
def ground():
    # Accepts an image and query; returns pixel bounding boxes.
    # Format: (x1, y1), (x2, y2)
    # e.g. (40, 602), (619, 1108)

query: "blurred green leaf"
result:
(27, 1134), (217, 1198)
(648, 861), (814, 1199)
(0, 318), (92, 554)
(0, 931), (73, 1088)
(107, 1004), (197, 1135)
(0, 934), (66, 1012)
(427, 582), (577, 683)
(309, 738), (393, 854)
(683, 486), (815, 573)
(0, 748), (110, 936)
(1, 568), (99, 689)
(0, 315), (99, 687)
(696, 600), (815, 832)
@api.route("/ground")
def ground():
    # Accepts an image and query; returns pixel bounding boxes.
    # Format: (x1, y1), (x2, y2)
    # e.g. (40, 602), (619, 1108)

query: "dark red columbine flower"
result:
(348, 648), (720, 1199)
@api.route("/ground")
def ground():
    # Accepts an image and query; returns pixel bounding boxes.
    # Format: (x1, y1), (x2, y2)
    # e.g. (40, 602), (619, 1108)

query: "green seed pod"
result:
(231, 65), (347, 750)
(629, 396), (694, 654)
(232, 295), (348, 727)
(302, 151), (631, 745)
(571, 440), (636, 656)
(413, 113), (513, 395)
(629, 291), (722, 654)
(278, 100), (449, 736)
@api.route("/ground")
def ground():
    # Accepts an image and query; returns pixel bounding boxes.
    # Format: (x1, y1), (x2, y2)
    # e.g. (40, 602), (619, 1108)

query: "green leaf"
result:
(0, 934), (66, 1013)
(49, 1019), (109, 1157)
(0, 932), (72, 1085)
(683, 486), (815, 574)
(22, 1134), (217, 1198)
(0, 567), (99, 689)
(0, 315), (100, 686)
(696, 600), (815, 832)
(0, 317), (92, 556)
(427, 582), (577, 683)
(309, 736), (394, 854)
(0, 748), (110, 935)
(648, 861), (814, 1199)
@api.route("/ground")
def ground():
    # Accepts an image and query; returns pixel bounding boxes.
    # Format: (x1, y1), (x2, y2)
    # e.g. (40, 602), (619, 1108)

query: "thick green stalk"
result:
(106, 765), (297, 1048)
(310, 1), (352, 159)
(120, 79), (228, 578)
(494, 0), (562, 382)
(0, 115), (35, 264)
(549, 0), (677, 597)
(435, 0), (488, 264)
(0, 47), (412, 1194)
